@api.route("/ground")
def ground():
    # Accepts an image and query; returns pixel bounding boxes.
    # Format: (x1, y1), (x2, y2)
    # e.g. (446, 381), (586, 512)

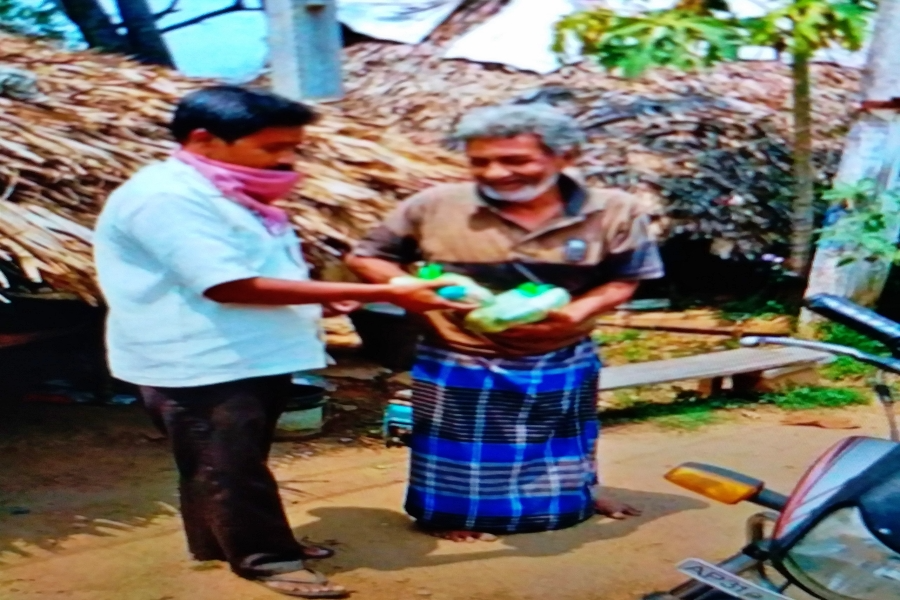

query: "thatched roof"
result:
(338, 7), (860, 260)
(0, 3), (862, 300)
(0, 33), (468, 302)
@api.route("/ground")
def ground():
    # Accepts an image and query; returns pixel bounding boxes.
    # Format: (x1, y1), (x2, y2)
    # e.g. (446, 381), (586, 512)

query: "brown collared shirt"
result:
(352, 174), (665, 357)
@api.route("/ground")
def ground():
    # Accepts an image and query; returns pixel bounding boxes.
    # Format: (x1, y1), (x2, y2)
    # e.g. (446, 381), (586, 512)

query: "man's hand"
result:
(499, 304), (591, 338)
(501, 282), (639, 338)
(322, 301), (363, 318)
(385, 280), (477, 314)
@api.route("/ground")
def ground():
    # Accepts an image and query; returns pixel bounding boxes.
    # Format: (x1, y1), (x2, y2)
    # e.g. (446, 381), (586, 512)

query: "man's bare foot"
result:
(595, 497), (642, 520)
(429, 530), (499, 543)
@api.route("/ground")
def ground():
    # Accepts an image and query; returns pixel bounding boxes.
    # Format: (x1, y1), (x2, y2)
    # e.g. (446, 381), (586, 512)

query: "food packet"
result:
(464, 283), (571, 333)
(389, 264), (496, 305)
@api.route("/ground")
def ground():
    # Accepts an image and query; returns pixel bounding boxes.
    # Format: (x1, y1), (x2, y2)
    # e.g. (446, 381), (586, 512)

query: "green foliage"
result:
(655, 410), (719, 430)
(554, 8), (743, 78)
(822, 356), (873, 380)
(743, 0), (873, 55)
(818, 320), (889, 354)
(761, 385), (868, 410)
(593, 329), (643, 345)
(601, 393), (751, 425)
(719, 299), (792, 322)
(818, 179), (900, 266)
(601, 384), (868, 426)
(812, 307), (892, 380)
(556, 0), (875, 79)
(0, 0), (70, 39)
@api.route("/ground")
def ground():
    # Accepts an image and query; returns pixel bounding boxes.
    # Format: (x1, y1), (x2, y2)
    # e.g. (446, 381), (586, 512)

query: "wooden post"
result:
(266, 0), (344, 101)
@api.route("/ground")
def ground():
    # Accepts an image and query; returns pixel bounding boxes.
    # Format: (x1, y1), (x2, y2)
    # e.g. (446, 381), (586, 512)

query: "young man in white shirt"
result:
(93, 86), (467, 598)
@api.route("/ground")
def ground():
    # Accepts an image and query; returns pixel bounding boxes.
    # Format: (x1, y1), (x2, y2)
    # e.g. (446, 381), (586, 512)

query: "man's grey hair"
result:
(450, 104), (586, 156)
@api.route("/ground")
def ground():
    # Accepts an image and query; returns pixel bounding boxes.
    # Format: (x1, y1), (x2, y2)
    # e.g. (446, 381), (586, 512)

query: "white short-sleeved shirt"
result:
(94, 158), (325, 388)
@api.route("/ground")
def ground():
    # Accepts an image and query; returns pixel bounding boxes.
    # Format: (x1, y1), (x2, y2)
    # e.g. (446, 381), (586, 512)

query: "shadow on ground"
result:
(0, 402), (178, 564)
(292, 488), (708, 575)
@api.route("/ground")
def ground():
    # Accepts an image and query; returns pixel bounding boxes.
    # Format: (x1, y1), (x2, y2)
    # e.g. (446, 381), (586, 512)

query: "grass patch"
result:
(601, 394), (753, 425)
(655, 411), (719, 431)
(601, 385), (868, 427)
(822, 356), (873, 381)
(610, 390), (639, 407)
(818, 322), (888, 355)
(816, 322), (889, 381)
(761, 386), (868, 411)
(621, 345), (652, 363)
(719, 299), (792, 322)
(594, 329), (643, 345)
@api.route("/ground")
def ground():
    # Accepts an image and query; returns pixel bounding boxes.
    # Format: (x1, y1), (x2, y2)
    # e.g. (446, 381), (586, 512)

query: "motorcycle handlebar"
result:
(742, 336), (900, 376)
(752, 487), (790, 512)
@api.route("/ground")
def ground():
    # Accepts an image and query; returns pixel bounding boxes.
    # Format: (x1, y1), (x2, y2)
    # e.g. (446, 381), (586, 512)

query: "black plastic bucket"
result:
(285, 384), (326, 411)
(349, 304), (422, 371)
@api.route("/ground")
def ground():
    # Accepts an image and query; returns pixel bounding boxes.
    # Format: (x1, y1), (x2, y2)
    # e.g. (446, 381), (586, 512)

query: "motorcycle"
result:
(645, 293), (900, 600)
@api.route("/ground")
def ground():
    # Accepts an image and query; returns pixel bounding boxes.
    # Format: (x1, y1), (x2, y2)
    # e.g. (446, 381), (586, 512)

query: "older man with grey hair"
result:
(346, 104), (664, 542)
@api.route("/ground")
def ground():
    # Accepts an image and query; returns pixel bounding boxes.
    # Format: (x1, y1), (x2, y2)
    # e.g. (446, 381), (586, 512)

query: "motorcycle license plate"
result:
(677, 559), (790, 600)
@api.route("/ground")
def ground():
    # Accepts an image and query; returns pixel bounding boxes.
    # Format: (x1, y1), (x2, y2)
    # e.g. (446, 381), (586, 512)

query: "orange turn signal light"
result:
(665, 463), (763, 505)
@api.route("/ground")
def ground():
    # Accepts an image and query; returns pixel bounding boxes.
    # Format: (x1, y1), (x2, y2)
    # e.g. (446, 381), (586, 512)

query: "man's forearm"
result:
(205, 277), (392, 305)
(569, 281), (639, 320)
(344, 255), (408, 284)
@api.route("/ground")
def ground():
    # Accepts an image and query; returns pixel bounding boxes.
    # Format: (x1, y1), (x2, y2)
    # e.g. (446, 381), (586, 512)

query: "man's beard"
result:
(480, 173), (559, 203)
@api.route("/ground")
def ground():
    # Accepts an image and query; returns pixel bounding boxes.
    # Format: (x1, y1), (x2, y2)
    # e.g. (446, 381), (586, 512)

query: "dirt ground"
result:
(0, 395), (889, 600)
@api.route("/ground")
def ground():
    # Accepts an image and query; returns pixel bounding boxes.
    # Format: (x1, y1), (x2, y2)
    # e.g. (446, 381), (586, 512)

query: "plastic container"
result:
(277, 384), (327, 438)
(390, 264), (495, 306)
(465, 283), (571, 334)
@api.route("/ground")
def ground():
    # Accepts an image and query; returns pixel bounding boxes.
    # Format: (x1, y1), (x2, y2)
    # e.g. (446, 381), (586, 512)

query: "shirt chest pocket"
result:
(522, 234), (606, 266)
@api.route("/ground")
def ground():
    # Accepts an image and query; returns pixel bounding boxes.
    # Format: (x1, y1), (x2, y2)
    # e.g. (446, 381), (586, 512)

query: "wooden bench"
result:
(599, 347), (833, 395)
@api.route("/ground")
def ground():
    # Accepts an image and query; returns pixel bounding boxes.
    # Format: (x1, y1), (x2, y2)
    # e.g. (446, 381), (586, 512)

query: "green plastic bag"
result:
(464, 283), (571, 333)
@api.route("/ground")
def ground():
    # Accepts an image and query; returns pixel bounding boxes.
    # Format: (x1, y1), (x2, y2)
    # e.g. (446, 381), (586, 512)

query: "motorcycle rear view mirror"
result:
(665, 463), (764, 505)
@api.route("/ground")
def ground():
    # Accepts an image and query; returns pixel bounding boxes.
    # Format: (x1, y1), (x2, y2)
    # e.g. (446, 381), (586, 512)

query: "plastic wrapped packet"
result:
(465, 283), (571, 333)
(390, 264), (496, 305)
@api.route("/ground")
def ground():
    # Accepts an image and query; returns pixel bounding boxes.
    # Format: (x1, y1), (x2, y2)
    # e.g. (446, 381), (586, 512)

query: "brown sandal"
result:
(260, 569), (348, 598)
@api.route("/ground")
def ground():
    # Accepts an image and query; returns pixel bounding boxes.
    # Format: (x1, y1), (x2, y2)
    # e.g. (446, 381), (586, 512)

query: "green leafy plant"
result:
(818, 179), (900, 266)
(601, 384), (868, 427)
(817, 320), (885, 379)
(593, 329), (643, 345)
(743, 0), (873, 55)
(822, 356), (873, 380)
(555, 0), (875, 275)
(818, 319), (889, 354)
(554, 8), (743, 78)
(744, 1), (872, 275)
(761, 386), (868, 410)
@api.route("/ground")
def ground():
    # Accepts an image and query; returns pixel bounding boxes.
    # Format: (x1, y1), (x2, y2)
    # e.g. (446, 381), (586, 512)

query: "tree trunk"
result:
(789, 49), (815, 276)
(56, 0), (132, 54)
(800, 0), (900, 334)
(115, 0), (175, 67)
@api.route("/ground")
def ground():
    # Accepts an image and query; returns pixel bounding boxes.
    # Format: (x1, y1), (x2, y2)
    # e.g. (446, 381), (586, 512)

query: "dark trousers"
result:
(140, 375), (305, 579)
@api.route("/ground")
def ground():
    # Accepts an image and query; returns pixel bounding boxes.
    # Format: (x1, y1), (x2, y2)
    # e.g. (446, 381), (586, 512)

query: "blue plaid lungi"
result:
(405, 339), (601, 534)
